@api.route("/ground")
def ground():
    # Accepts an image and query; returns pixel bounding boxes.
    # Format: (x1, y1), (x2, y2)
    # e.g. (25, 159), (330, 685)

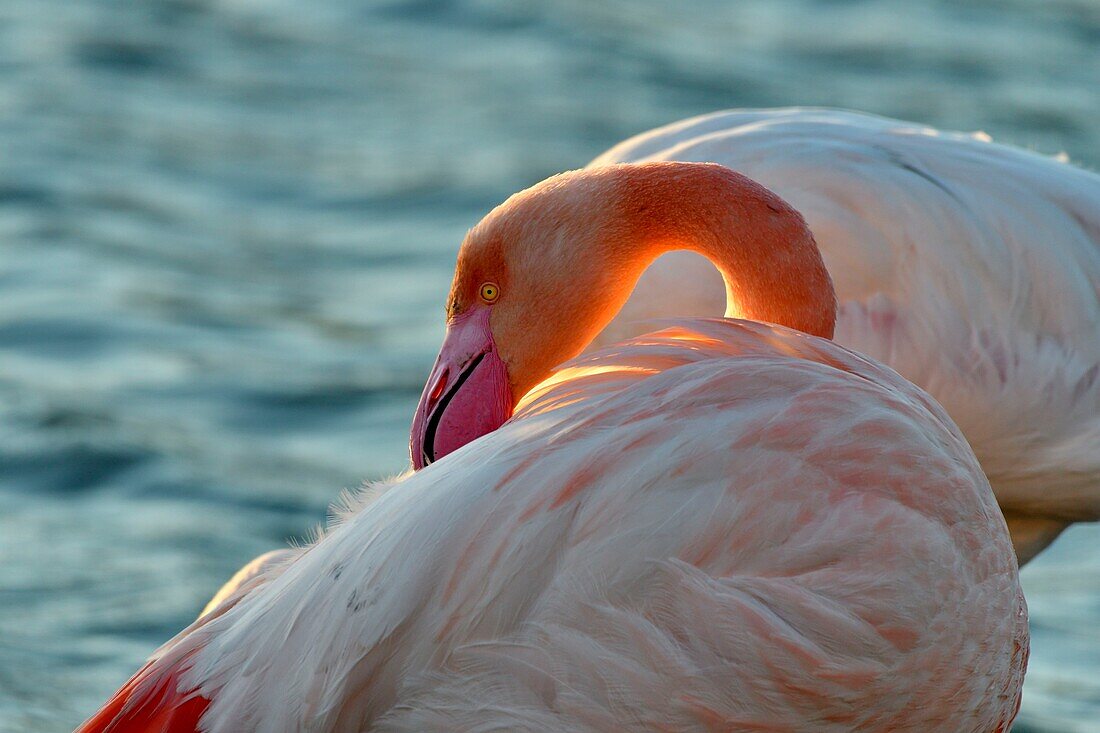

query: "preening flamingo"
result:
(588, 108), (1100, 563)
(80, 164), (1027, 731)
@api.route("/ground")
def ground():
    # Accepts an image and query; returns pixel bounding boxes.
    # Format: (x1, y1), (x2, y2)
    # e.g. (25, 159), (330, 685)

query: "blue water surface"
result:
(1, 1), (1098, 730)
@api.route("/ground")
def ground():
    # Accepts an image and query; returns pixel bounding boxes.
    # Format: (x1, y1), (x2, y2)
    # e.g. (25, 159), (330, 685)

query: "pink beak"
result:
(410, 307), (513, 470)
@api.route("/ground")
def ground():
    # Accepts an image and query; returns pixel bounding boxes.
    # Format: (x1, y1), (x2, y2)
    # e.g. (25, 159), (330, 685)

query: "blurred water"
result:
(0, 1), (1098, 730)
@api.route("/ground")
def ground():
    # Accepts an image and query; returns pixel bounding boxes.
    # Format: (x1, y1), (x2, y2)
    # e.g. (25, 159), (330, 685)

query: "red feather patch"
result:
(75, 657), (210, 733)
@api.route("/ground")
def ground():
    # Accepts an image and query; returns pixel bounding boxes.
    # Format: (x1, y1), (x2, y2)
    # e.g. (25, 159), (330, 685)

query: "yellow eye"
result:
(479, 282), (500, 303)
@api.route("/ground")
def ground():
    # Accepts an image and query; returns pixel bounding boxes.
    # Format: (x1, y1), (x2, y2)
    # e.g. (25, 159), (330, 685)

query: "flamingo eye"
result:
(479, 282), (500, 303)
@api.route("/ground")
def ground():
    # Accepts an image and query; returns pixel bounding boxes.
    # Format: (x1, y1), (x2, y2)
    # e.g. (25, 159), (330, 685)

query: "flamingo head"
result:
(411, 167), (636, 469)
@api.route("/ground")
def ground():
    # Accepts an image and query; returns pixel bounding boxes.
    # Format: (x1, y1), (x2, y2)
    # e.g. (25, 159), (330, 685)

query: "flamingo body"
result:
(81, 321), (1027, 732)
(591, 108), (1100, 561)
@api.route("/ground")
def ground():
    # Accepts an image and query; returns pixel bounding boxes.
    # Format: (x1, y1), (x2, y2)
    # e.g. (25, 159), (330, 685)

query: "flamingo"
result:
(585, 108), (1100, 564)
(80, 163), (1027, 731)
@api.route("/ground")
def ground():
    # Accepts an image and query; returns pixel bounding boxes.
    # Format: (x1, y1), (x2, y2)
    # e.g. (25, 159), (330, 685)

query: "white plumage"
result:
(88, 321), (1026, 732)
(591, 108), (1100, 561)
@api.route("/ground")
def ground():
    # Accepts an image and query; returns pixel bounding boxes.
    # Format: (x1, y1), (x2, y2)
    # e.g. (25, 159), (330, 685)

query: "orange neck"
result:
(464, 162), (837, 403)
(598, 162), (836, 340)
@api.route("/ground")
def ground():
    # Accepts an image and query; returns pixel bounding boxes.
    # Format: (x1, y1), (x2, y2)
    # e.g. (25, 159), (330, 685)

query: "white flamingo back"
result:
(155, 321), (1027, 732)
(590, 108), (1100, 559)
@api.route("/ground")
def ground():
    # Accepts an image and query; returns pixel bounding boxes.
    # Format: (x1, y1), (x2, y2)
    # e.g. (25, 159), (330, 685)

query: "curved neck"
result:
(597, 163), (836, 340)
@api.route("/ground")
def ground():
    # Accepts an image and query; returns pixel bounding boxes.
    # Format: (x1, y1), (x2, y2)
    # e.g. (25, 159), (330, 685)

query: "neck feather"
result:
(598, 162), (836, 339)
